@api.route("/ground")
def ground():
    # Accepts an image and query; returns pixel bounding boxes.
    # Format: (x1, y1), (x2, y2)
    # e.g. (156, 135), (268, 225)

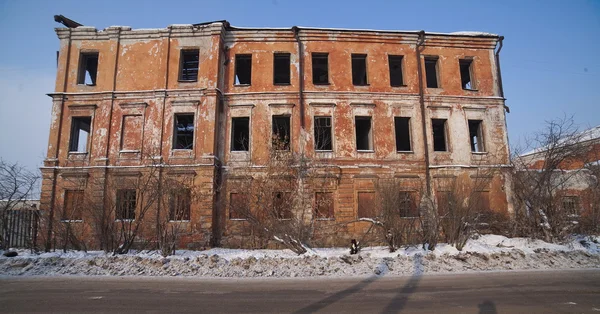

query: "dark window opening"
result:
(459, 59), (474, 90)
(69, 116), (91, 152)
(468, 120), (484, 152)
(424, 56), (439, 88)
(230, 193), (248, 220)
(432, 119), (448, 152)
(173, 114), (194, 150)
(351, 54), (368, 86)
(312, 53), (329, 85)
(358, 192), (376, 218)
(562, 196), (580, 215)
(389, 55), (404, 86)
(231, 117), (250, 151)
(399, 191), (418, 217)
(169, 189), (191, 221)
(394, 117), (411, 152)
(234, 54), (252, 85)
(273, 53), (291, 85)
(116, 189), (136, 220)
(179, 49), (199, 81)
(355, 116), (373, 151)
(273, 192), (293, 219)
(314, 116), (332, 151)
(315, 192), (334, 219)
(272, 115), (290, 150)
(77, 52), (98, 85)
(62, 190), (84, 221)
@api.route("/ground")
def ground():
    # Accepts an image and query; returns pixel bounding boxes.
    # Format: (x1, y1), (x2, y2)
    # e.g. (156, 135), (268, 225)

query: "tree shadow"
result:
(379, 254), (423, 314)
(478, 300), (497, 314)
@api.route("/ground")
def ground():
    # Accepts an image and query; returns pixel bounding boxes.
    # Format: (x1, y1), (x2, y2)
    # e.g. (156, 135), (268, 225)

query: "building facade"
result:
(41, 20), (512, 249)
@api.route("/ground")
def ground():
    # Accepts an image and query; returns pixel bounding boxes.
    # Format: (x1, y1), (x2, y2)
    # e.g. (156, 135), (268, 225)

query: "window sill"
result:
(463, 88), (478, 92)
(315, 218), (335, 221)
(313, 83), (330, 86)
(274, 83), (291, 86)
(120, 150), (140, 153)
(353, 84), (370, 87)
(77, 84), (96, 87)
(61, 220), (83, 223)
(316, 150), (334, 153)
(229, 218), (248, 221)
(433, 150), (450, 153)
(397, 150), (414, 154)
(234, 84), (251, 87)
(178, 79), (198, 83)
(68, 151), (89, 155)
(471, 151), (488, 155)
(357, 150), (375, 153)
(171, 148), (193, 152)
(391, 85), (408, 88)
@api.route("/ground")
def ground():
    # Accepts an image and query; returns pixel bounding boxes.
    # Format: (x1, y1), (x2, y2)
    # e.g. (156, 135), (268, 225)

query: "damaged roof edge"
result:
(52, 16), (500, 38)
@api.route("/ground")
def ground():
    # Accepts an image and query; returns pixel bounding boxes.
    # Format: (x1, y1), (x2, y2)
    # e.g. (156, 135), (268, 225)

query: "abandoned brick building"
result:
(40, 19), (511, 249)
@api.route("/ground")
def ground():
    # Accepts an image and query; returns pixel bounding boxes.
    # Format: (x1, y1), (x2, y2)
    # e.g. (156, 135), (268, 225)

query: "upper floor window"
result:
(235, 54), (252, 85)
(351, 54), (368, 86)
(424, 56), (440, 88)
(312, 53), (329, 85)
(272, 115), (291, 150)
(69, 116), (91, 153)
(395, 117), (411, 152)
(77, 52), (98, 86)
(231, 117), (250, 151)
(389, 55), (405, 87)
(273, 53), (291, 85)
(173, 114), (194, 150)
(432, 118), (448, 152)
(355, 116), (373, 151)
(468, 120), (485, 153)
(459, 58), (475, 90)
(314, 116), (333, 151)
(179, 49), (199, 81)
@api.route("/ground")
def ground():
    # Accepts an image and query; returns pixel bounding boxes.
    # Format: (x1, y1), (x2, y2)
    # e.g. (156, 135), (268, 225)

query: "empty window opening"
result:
(315, 192), (334, 219)
(351, 54), (368, 86)
(273, 192), (293, 219)
(355, 116), (373, 151)
(229, 193), (248, 220)
(424, 56), (439, 88)
(395, 117), (411, 152)
(358, 192), (376, 218)
(459, 59), (474, 90)
(468, 120), (485, 152)
(173, 114), (194, 150)
(179, 49), (199, 81)
(399, 191), (418, 218)
(432, 119), (448, 152)
(62, 190), (84, 221)
(273, 53), (291, 85)
(77, 52), (98, 85)
(272, 115), (291, 150)
(116, 189), (136, 220)
(169, 189), (191, 221)
(312, 53), (329, 85)
(389, 55), (404, 87)
(231, 117), (250, 151)
(234, 54), (252, 85)
(314, 116), (333, 151)
(69, 116), (91, 152)
(562, 196), (580, 216)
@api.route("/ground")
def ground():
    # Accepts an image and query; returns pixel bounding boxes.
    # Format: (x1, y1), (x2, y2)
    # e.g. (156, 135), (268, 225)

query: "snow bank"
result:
(1, 235), (599, 278)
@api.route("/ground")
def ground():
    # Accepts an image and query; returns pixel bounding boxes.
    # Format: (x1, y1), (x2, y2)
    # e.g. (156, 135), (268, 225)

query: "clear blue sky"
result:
(1, 0), (599, 173)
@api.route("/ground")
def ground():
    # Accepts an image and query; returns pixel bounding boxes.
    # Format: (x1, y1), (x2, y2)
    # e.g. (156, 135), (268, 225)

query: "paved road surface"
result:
(1, 269), (599, 313)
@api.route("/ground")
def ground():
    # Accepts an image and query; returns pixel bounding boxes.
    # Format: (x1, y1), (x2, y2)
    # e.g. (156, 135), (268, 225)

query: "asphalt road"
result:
(1, 269), (599, 313)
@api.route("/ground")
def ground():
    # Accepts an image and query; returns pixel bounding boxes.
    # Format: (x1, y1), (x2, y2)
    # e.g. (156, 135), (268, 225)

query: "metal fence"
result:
(1, 210), (39, 248)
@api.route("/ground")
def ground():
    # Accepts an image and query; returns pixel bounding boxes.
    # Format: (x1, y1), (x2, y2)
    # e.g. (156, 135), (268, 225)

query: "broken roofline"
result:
(54, 18), (500, 39)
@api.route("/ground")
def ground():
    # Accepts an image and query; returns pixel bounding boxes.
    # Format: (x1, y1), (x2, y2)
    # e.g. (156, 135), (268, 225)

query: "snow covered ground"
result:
(1, 235), (599, 278)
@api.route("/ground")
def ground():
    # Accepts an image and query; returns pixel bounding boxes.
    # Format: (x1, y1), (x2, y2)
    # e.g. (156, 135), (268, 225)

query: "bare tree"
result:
(512, 116), (591, 242)
(0, 159), (39, 249)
